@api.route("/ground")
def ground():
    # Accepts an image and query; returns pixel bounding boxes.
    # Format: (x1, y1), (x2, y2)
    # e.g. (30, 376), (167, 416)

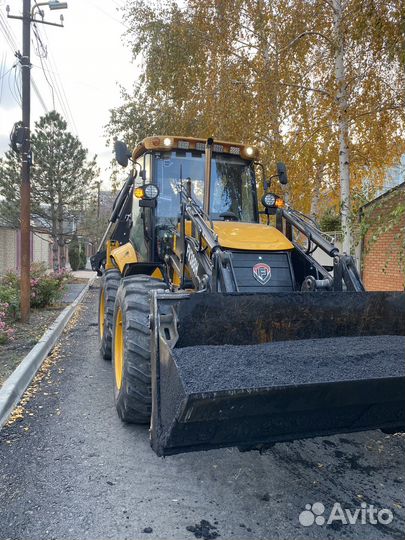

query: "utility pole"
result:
(20, 0), (31, 323)
(7, 0), (68, 322)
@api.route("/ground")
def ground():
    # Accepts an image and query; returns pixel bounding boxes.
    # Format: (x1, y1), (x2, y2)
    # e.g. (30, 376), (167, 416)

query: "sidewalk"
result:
(0, 277), (94, 428)
(67, 271), (97, 298)
(62, 271), (97, 304)
(71, 270), (97, 280)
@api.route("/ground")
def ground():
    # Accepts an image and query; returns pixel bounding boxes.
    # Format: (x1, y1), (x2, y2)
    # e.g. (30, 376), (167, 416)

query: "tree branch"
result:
(279, 31), (333, 53)
(291, 124), (334, 157)
(280, 81), (331, 96)
(350, 104), (404, 123)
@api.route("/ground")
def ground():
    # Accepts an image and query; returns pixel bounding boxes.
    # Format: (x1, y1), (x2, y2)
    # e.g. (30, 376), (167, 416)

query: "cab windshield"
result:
(153, 150), (257, 225)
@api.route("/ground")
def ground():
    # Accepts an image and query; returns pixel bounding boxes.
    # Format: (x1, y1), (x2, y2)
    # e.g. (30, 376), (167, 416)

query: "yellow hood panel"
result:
(213, 222), (294, 251)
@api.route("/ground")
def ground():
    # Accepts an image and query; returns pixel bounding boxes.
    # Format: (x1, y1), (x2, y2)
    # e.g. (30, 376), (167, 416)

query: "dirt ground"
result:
(0, 306), (64, 387)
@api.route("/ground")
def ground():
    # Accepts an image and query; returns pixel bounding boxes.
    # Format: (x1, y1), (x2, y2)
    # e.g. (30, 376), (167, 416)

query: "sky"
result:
(0, 0), (137, 189)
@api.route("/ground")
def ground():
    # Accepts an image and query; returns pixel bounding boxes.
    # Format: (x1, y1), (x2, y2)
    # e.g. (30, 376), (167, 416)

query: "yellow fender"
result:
(110, 242), (137, 274)
(110, 242), (163, 280)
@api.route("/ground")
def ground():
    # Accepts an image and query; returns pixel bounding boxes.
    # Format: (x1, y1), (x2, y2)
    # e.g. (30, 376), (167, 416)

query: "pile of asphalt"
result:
(172, 335), (405, 393)
(186, 520), (220, 539)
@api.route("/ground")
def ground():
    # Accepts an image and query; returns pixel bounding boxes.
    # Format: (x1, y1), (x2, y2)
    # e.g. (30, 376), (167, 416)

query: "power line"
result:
(33, 22), (55, 109)
(0, 9), (49, 113)
(111, 0), (125, 10)
(0, 11), (18, 50)
(13, 62), (22, 102)
(40, 24), (79, 134)
(0, 63), (14, 82)
(86, 0), (130, 30)
(31, 76), (48, 112)
(0, 51), (6, 104)
(8, 65), (21, 106)
(31, 19), (74, 127)
(2, 4), (79, 138)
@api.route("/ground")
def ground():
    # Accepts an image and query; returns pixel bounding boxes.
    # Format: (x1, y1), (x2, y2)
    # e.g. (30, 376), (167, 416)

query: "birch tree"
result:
(109, 0), (405, 251)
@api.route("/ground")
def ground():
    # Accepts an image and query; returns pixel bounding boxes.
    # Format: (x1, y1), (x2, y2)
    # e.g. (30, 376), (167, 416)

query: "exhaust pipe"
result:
(203, 138), (214, 215)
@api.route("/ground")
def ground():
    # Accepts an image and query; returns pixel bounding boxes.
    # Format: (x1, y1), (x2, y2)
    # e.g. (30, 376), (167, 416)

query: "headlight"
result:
(143, 184), (160, 199)
(163, 137), (173, 147)
(134, 184), (160, 199)
(241, 145), (257, 159)
(275, 198), (285, 208)
(262, 193), (276, 207)
(134, 187), (144, 199)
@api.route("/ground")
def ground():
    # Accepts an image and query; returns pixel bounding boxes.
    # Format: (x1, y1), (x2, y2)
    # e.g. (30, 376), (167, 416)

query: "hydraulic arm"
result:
(91, 174), (134, 275)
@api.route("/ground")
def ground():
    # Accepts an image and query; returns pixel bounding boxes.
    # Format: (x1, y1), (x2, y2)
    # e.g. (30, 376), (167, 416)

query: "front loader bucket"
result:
(150, 292), (405, 456)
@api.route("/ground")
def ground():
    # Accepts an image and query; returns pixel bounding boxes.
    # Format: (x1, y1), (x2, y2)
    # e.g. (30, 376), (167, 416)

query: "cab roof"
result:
(132, 136), (259, 161)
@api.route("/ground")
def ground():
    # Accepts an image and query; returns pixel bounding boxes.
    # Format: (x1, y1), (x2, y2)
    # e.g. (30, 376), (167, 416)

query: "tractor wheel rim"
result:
(99, 289), (105, 339)
(114, 307), (124, 390)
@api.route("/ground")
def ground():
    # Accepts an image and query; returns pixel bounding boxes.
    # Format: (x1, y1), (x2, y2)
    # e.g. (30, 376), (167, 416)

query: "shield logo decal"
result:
(252, 262), (271, 285)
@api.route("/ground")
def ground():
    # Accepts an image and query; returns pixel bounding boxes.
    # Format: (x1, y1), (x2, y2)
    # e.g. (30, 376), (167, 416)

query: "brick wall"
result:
(362, 184), (405, 291)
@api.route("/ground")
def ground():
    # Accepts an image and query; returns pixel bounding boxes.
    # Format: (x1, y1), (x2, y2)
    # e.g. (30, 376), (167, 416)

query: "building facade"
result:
(360, 182), (405, 291)
(0, 223), (54, 275)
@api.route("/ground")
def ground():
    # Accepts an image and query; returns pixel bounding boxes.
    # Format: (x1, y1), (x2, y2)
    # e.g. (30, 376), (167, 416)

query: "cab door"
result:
(130, 154), (152, 261)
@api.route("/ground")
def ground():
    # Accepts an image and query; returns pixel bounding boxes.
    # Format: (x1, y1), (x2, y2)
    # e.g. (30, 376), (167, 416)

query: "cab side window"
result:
(130, 155), (150, 261)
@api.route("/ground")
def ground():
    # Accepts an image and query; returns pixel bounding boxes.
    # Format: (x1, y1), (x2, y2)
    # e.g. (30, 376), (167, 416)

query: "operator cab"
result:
(153, 149), (258, 225)
(131, 136), (260, 262)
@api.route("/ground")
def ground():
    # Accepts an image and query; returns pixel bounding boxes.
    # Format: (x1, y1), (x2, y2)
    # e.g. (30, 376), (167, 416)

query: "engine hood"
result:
(212, 221), (294, 251)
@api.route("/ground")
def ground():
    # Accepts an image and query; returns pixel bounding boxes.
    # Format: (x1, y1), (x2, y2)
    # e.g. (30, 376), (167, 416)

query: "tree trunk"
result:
(57, 190), (66, 269)
(51, 210), (59, 271)
(52, 236), (59, 271)
(58, 235), (66, 269)
(332, 0), (352, 254)
(311, 162), (324, 222)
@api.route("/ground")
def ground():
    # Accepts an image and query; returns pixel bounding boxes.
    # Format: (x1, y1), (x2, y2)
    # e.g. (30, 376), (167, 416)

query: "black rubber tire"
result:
(112, 275), (167, 424)
(98, 269), (121, 360)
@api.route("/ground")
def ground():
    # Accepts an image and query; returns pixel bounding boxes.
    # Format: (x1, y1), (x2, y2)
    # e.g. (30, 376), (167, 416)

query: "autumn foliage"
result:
(108, 0), (404, 248)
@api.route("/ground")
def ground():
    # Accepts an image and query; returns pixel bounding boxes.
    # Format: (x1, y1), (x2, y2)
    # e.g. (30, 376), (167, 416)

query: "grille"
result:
(231, 251), (295, 292)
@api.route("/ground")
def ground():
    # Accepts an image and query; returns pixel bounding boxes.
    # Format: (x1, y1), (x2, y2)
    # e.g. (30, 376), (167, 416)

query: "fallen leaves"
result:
(5, 344), (62, 428)
(4, 303), (85, 430)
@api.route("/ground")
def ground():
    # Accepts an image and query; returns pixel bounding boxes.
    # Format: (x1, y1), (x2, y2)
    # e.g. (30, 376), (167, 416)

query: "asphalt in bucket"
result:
(172, 335), (405, 393)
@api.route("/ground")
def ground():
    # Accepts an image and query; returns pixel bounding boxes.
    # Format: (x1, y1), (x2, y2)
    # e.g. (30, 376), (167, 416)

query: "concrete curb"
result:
(0, 277), (96, 430)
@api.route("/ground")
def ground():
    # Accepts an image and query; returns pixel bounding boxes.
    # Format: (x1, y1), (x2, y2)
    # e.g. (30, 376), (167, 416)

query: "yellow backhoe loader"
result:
(92, 136), (405, 456)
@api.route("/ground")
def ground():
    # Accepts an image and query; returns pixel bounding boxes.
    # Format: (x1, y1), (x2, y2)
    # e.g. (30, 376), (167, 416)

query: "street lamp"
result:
(31, 1), (68, 24)
(49, 1), (68, 10)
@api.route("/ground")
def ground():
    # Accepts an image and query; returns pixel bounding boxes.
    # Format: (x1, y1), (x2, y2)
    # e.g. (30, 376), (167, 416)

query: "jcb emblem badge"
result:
(253, 262), (271, 285)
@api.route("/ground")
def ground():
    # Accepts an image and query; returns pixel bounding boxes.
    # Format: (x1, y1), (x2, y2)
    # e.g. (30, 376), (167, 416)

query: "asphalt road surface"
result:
(0, 287), (404, 540)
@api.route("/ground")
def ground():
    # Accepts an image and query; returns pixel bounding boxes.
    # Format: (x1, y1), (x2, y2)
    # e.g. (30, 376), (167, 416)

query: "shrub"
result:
(30, 266), (71, 308)
(30, 262), (49, 279)
(68, 236), (80, 271)
(0, 270), (20, 319)
(30, 275), (62, 308)
(0, 264), (71, 314)
(50, 268), (73, 284)
(79, 246), (87, 270)
(0, 302), (15, 344)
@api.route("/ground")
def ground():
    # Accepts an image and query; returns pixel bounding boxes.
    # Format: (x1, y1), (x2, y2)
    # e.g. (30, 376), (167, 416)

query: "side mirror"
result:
(277, 162), (288, 185)
(114, 140), (131, 168)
